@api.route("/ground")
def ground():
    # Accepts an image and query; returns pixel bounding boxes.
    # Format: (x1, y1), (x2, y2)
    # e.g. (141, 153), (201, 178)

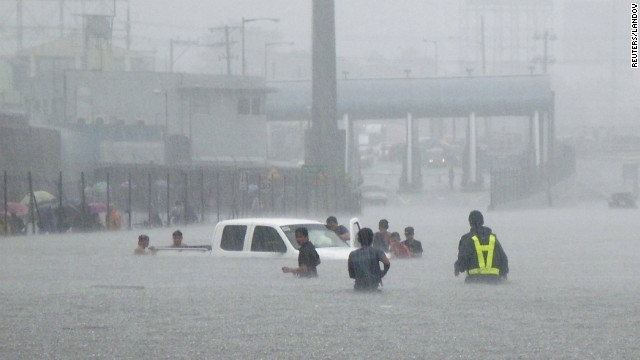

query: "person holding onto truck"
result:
(134, 234), (156, 255)
(326, 216), (350, 241)
(282, 227), (320, 278)
(171, 229), (187, 247)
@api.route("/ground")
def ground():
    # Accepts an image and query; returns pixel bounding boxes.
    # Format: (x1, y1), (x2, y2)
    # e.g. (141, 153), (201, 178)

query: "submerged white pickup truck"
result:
(153, 217), (357, 260)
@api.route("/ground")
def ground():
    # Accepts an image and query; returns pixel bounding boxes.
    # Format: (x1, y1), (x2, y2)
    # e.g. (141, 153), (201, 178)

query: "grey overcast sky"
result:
(129, 0), (459, 58)
(124, 0), (639, 131)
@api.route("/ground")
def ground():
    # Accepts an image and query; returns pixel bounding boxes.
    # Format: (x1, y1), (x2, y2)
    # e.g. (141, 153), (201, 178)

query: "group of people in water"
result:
(134, 229), (184, 255)
(283, 210), (509, 290)
(135, 210), (509, 290)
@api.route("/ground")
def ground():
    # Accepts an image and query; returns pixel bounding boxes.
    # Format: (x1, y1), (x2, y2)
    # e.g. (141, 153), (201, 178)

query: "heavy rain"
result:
(1, 1), (639, 359)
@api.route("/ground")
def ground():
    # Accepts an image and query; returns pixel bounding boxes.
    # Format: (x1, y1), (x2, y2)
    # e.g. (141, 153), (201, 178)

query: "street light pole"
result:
(264, 41), (294, 80)
(242, 17), (279, 76)
(164, 91), (168, 137)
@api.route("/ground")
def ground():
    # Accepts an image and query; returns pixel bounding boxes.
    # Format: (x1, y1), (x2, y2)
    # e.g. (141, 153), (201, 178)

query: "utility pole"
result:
(209, 25), (240, 75)
(543, 31), (548, 74)
(59, 0), (64, 38)
(126, 3), (131, 50)
(9, 0), (128, 56)
(481, 15), (486, 75)
(17, 0), (23, 51)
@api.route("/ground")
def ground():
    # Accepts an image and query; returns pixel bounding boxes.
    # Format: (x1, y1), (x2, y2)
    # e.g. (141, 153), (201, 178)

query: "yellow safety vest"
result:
(468, 234), (500, 275)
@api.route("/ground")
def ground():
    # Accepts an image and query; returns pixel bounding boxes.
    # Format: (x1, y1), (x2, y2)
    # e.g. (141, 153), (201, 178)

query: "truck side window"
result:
(251, 226), (286, 253)
(220, 225), (247, 251)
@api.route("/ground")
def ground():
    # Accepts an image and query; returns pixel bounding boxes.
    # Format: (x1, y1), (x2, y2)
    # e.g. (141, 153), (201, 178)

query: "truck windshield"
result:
(280, 223), (349, 249)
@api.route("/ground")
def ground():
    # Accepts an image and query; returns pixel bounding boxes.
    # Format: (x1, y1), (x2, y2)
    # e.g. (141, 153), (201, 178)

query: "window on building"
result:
(220, 225), (247, 251)
(251, 226), (286, 253)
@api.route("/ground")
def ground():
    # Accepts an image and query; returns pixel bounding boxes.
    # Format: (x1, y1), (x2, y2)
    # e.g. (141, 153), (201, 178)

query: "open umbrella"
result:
(20, 190), (56, 206)
(3, 202), (29, 216)
(88, 202), (108, 214)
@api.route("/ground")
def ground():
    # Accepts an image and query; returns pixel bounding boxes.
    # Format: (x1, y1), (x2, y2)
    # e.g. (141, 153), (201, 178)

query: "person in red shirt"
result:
(388, 232), (411, 259)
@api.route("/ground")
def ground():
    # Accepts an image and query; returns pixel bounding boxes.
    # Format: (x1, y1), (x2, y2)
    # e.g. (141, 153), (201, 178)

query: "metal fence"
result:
(1, 165), (360, 235)
(489, 144), (576, 209)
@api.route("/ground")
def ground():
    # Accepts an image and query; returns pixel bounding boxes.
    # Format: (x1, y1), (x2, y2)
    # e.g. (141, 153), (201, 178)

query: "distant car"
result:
(423, 147), (447, 168)
(360, 185), (388, 206)
(608, 192), (637, 208)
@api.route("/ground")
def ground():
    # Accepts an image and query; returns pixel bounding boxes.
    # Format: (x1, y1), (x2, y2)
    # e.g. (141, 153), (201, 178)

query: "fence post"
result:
(240, 172), (246, 218)
(333, 177), (338, 212)
(294, 174), (298, 217)
(80, 172), (86, 230)
(257, 175), (262, 217)
(270, 176), (275, 215)
(3, 171), (7, 234)
(148, 172), (152, 226)
(128, 172), (132, 230)
(282, 175), (287, 215)
(183, 171), (189, 223)
(216, 172), (220, 222)
(166, 173), (171, 227)
(201, 169), (205, 223)
(105, 172), (110, 230)
(28, 171), (36, 234)
(231, 171), (237, 219)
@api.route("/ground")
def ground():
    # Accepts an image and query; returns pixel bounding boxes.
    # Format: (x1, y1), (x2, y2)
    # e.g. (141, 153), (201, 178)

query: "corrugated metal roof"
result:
(266, 75), (553, 120)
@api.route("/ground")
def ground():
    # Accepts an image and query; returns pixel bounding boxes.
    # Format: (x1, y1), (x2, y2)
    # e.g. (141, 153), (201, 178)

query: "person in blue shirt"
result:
(348, 227), (390, 291)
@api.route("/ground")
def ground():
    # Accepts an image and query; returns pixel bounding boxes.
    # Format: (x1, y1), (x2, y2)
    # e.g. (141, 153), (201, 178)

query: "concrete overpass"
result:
(266, 75), (554, 191)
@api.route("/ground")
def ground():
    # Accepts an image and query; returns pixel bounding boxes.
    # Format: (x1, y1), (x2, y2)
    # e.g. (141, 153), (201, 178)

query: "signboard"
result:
(266, 166), (282, 181)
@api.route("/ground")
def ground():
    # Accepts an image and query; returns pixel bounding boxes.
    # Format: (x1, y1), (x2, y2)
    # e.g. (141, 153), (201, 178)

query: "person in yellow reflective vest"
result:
(454, 210), (508, 283)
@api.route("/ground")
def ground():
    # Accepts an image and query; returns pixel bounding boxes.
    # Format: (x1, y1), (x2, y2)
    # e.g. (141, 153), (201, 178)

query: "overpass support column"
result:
(344, 113), (358, 183)
(533, 110), (541, 178)
(399, 113), (422, 192)
(462, 111), (480, 190)
(469, 112), (477, 184)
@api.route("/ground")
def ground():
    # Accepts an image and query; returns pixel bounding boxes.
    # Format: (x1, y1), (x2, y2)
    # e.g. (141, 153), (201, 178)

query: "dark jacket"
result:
(298, 241), (320, 277)
(454, 225), (508, 278)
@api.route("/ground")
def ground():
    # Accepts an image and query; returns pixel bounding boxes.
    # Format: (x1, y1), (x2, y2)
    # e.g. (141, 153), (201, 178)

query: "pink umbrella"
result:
(88, 202), (108, 214)
(3, 202), (29, 216)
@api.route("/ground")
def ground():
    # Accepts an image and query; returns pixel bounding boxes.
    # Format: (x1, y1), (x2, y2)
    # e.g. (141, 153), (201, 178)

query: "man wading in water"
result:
(348, 227), (390, 291)
(282, 227), (320, 277)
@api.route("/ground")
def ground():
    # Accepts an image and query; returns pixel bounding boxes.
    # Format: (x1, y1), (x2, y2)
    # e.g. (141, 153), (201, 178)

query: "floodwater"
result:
(2, 162), (640, 359)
